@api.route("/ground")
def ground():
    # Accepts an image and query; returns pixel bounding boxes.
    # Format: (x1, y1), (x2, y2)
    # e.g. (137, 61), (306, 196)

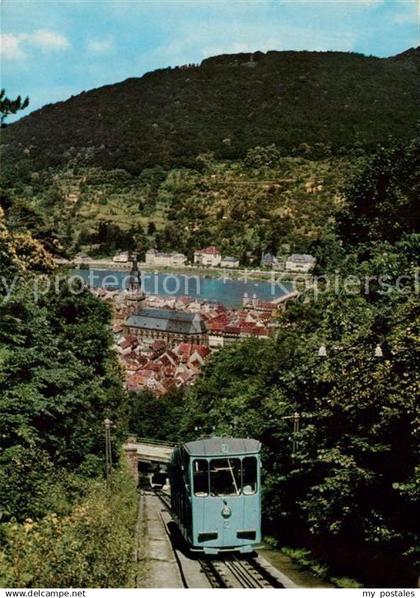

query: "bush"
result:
(331, 577), (363, 589)
(282, 547), (361, 587)
(0, 462), (138, 587)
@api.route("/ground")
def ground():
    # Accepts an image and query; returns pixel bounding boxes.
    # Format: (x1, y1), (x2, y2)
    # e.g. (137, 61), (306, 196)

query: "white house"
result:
(145, 249), (187, 267)
(171, 252), (188, 266)
(285, 254), (316, 273)
(194, 246), (222, 267)
(221, 256), (240, 268)
(113, 251), (130, 263)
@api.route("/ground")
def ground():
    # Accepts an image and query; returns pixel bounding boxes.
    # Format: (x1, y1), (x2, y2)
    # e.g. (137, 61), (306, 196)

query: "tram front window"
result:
(210, 458), (241, 496)
(242, 456), (257, 495)
(193, 459), (209, 496)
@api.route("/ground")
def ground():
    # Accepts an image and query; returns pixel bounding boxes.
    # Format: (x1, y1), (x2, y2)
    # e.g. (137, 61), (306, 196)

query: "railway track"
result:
(198, 555), (284, 588)
(151, 488), (295, 588)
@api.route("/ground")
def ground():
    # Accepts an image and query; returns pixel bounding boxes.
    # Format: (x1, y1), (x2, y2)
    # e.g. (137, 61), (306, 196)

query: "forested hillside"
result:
(0, 150), (364, 259)
(1, 48), (418, 260)
(2, 49), (418, 172)
(0, 206), (137, 587)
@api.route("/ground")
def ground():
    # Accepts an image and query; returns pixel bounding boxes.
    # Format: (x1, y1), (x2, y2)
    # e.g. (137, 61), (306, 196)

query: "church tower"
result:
(125, 252), (146, 315)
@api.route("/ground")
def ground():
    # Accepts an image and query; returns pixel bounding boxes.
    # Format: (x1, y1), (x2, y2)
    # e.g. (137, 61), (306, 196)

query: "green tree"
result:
(0, 278), (126, 520)
(336, 136), (420, 245)
(0, 89), (29, 127)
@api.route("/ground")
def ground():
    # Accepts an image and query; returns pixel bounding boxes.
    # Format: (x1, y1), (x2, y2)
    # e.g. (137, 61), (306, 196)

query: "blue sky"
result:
(1, 0), (418, 120)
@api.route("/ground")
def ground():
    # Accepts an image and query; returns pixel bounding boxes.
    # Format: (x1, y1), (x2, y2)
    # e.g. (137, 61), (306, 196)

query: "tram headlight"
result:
(221, 504), (232, 518)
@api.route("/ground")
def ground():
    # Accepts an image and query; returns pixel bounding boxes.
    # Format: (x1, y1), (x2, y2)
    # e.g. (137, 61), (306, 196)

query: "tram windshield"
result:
(210, 458), (242, 496)
(192, 457), (258, 497)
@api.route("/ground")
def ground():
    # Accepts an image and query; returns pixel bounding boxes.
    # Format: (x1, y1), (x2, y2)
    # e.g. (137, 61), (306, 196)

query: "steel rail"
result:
(152, 488), (287, 589)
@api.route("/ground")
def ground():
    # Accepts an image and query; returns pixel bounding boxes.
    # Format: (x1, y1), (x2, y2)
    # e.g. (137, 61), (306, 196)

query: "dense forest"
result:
(0, 204), (137, 586)
(1, 48), (418, 261)
(2, 49), (418, 172)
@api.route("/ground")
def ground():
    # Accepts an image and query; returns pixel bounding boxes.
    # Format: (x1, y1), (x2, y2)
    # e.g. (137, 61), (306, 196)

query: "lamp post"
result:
(104, 418), (113, 484)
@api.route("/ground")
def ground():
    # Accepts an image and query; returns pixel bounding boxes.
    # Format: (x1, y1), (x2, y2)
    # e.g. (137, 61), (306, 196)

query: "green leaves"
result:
(0, 464), (137, 587)
(0, 275), (126, 521)
(178, 230), (419, 582)
(336, 136), (420, 245)
(0, 89), (29, 127)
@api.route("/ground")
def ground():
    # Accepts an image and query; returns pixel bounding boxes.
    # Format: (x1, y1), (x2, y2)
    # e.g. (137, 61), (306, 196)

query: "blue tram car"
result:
(169, 437), (261, 554)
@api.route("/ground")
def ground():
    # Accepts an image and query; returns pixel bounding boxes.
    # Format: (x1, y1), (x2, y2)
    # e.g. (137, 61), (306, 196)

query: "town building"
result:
(113, 251), (130, 263)
(285, 254), (316, 273)
(145, 249), (187, 267)
(125, 308), (208, 346)
(194, 246), (222, 267)
(261, 253), (279, 269)
(220, 256), (240, 268)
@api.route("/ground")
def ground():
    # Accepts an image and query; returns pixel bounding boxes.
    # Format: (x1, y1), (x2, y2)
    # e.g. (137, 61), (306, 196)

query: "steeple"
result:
(125, 252), (146, 315)
(127, 252), (142, 292)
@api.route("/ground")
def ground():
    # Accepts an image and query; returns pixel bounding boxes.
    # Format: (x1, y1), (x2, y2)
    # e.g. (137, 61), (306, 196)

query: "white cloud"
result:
(29, 29), (70, 51)
(0, 33), (27, 61)
(0, 29), (69, 61)
(86, 37), (114, 55)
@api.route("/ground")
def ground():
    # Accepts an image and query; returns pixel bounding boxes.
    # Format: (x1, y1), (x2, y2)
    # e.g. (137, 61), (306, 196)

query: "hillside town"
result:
(91, 255), (298, 395)
(110, 245), (316, 273)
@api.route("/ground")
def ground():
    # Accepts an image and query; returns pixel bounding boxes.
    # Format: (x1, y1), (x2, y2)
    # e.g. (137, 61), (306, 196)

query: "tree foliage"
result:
(0, 226), (126, 520)
(0, 89), (29, 127)
(337, 135), (420, 245)
(179, 237), (419, 585)
(2, 50), (418, 170)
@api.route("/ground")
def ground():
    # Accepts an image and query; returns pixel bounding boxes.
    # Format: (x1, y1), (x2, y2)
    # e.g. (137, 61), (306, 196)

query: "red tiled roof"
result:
(157, 353), (179, 368)
(150, 340), (166, 352)
(178, 342), (194, 356)
(196, 246), (220, 255)
(193, 345), (211, 358)
(208, 322), (226, 331)
(250, 327), (270, 336)
(119, 339), (133, 350)
(144, 362), (161, 372)
(238, 322), (257, 331)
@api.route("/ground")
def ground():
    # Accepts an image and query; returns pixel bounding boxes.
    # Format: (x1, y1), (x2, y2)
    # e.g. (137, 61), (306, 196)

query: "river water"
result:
(73, 268), (293, 307)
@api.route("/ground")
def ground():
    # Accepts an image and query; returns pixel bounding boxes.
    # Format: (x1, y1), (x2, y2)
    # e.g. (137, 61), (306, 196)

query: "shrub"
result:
(0, 463), (138, 588)
(331, 577), (363, 588)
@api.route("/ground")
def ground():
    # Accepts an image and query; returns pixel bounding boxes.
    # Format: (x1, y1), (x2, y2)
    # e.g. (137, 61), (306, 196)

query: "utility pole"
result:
(292, 411), (300, 455)
(280, 411), (300, 456)
(104, 418), (113, 484)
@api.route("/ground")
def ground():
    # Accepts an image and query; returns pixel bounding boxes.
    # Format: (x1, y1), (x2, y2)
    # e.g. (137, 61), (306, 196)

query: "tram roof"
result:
(184, 437), (261, 457)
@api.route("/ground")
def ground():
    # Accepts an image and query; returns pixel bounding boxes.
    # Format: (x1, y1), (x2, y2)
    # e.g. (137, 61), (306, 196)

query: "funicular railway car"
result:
(169, 437), (261, 554)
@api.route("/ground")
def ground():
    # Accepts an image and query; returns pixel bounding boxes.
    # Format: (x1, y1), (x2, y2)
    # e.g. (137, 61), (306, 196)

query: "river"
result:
(72, 268), (293, 307)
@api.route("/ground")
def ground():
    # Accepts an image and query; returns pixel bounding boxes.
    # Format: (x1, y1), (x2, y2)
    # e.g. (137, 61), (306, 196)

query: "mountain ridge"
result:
(2, 48), (418, 173)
